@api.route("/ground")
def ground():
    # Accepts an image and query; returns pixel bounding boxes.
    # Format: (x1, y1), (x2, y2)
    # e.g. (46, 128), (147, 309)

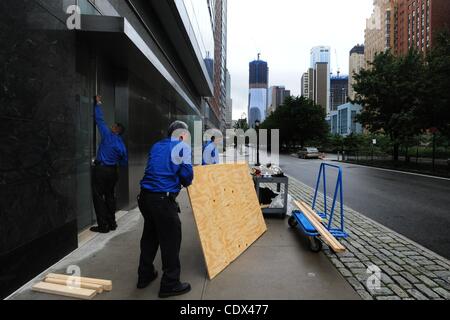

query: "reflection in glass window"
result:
(182, 0), (215, 80)
(77, 0), (100, 15)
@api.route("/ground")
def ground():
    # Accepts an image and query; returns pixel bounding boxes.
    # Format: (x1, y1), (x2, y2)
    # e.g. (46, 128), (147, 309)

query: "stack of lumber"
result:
(32, 273), (112, 300)
(294, 200), (346, 253)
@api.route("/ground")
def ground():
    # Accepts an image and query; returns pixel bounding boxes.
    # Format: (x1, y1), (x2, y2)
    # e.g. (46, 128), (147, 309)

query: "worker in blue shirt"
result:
(202, 136), (220, 165)
(91, 95), (128, 234)
(137, 121), (193, 298)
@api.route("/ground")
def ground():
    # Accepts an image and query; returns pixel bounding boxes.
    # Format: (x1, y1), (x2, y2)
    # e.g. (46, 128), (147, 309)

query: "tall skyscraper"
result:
(225, 69), (233, 129)
(348, 45), (365, 100)
(395, 0), (450, 55)
(311, 46), (331, 68)
(301, 72), (309, 98)
(301, 68), (314, 100)
(330, 74), (349, 111)
(310, 46), (331, 114)
(314, 62), (329, 114)
(268, 86), (290, 115)
(364, 0), (395, 67)
(209, 0), (228, 131)
(248, 54), (269, 127)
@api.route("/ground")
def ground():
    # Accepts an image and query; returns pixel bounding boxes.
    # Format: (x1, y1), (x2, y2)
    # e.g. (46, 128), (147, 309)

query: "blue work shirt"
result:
(140, 138), (194, 193)
(95, 105), (128, 167)
(202, 141), (219, 166)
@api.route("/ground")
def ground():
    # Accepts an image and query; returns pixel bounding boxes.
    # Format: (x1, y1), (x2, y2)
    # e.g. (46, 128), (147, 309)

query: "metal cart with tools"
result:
(254, 176), (289, 219)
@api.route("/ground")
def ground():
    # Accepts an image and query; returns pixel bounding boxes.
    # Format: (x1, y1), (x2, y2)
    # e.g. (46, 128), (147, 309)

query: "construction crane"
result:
(334, 48), (341, 76)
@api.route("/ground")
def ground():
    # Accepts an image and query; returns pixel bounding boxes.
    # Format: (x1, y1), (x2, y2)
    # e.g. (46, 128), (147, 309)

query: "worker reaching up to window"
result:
(91, 95), (128, 234)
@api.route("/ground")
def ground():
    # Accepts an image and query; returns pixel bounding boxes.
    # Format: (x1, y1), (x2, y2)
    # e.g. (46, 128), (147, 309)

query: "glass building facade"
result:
(330, 75), (349, 112)
(249, 59), (269, 86)
(330, 103), (363, 136)
(248, 57), (269, 126)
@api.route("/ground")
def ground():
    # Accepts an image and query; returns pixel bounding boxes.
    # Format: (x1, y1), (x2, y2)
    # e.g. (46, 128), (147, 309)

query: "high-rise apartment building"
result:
(301, 68), (315, 100)
(268, 86), (291, 115)
(248, 55), (269, 126)
(330, 74), (349, 112)
(225, 69), (233, 129)
(348, 45), (365, 100)
(209, 0), (228, 131)
(395, 0), (450, 55)
(301, 72), (309, 98)
(365, 0), (396, 66)
(314, 62), (330, 114)
(311, 46), (332, 68)
(310, 46), (331, 114)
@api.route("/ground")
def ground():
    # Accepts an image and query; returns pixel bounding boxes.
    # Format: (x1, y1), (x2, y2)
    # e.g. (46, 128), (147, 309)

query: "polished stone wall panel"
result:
(0, 0), (206, 298)
(0, 0), (80, 298)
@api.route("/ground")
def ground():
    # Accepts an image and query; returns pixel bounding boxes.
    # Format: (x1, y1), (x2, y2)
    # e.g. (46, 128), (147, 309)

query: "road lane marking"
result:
(323, 161), (450, 182)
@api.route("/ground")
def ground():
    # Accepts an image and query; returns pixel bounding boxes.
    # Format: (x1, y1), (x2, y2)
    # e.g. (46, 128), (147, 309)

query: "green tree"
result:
(419, 30), (450, 138)
(233, 118), (249, 131)
(353, 50), (425, 161)
(261, 96), (328, 150)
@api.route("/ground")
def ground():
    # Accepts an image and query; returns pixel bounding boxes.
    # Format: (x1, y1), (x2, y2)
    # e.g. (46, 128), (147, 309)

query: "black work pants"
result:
(137, 191), (182, 290)
(92, 165), (118, 229)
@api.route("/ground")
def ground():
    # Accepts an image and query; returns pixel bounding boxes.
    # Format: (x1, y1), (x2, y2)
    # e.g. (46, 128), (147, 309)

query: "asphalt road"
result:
(279, 154), (450, 259)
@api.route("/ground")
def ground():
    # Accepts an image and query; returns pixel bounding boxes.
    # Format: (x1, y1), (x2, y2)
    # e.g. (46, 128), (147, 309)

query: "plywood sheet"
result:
(188, 164), (267, 279)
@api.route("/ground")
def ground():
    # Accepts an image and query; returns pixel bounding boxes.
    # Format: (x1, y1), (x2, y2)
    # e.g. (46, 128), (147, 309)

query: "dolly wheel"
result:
(288, 216), (298, 228)
(309, 237), (323, 253)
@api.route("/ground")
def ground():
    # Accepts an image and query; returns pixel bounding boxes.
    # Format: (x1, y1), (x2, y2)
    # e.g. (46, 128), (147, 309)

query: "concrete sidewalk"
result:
(7, 191), (359, 300)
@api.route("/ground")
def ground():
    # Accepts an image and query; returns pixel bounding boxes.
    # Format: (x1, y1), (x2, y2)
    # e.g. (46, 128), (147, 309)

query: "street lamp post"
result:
(372, 138), (377, 163)
(255, 120), (261, 166)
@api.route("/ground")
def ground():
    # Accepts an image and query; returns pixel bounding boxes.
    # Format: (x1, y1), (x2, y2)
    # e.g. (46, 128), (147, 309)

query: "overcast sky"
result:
(228, 0), (374, 120)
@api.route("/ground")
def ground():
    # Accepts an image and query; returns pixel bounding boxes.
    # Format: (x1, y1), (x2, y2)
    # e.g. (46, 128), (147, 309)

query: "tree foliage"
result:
(353, 30), (450, 160)
(261, 96), (329, 150)
(233, 118), (249, 131)
(420, 30), (450, 137)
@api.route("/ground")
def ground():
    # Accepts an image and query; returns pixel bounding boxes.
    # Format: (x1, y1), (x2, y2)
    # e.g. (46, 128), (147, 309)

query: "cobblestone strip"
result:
(286, 175), (450, 300)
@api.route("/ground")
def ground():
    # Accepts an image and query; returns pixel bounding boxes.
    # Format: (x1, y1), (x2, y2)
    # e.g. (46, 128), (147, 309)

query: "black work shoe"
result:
(159, 283), (191, 299)
(90, 226), (110, 233)
(110, 224), (118, 231)
(137, 271), (158, 289)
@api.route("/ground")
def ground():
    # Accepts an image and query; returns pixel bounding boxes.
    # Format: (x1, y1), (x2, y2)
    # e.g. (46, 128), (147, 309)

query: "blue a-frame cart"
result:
(289, 163), (349, 252)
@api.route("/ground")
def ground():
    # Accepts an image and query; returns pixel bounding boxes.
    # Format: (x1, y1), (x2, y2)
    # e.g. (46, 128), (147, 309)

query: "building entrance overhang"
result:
(79, 15), (202, 118)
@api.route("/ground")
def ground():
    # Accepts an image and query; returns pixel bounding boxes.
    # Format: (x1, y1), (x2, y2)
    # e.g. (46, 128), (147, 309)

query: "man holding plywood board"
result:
(137, 121), (194, 298)
(188, 163), (267, 279)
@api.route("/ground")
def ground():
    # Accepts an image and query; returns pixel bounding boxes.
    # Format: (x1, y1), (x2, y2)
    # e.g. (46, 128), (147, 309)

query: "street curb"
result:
(285, 174), (450, 300)
(286, 173), (450, 266)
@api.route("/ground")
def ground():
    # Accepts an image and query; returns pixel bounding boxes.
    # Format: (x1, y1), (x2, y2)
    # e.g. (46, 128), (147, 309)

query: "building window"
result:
(351, 111), (357, 134)
(339, 108), (348, 135)
(77, 0), (100, 15)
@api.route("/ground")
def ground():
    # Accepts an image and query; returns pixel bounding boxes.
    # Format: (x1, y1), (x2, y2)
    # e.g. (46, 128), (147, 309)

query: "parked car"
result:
(298, 147), (321, 159)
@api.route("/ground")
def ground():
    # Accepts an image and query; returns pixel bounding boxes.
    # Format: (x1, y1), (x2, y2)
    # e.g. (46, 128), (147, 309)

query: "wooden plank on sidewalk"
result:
(44, 277), (104, 293)
(295, 200), (325, 224)
(46, 273), (112, 291)
(294, 200), (346, 253)
(32, 282), (97, 300)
